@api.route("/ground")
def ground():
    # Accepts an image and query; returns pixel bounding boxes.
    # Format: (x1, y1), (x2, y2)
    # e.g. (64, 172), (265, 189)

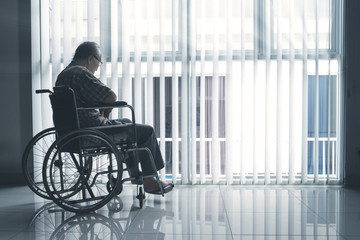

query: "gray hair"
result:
(73, 41), (100, 61)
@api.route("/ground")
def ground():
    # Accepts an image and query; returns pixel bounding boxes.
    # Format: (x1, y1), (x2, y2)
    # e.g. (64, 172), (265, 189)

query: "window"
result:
(308, 75), (337, 176)
(31, 0), (344, 184)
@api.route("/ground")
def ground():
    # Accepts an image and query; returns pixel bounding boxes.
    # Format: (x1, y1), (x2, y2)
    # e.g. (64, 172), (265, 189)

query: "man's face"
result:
(87, 50), (102, 74)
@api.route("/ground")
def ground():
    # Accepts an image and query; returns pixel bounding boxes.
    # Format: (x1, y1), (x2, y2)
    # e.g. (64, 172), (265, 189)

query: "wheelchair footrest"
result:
(145, 183), (174, 195)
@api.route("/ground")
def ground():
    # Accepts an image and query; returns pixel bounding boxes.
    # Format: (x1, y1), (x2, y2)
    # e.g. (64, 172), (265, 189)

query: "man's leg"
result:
(135, 123), (164, 175)
(107, 119), (172, 193)
(134, 123), (175, 193)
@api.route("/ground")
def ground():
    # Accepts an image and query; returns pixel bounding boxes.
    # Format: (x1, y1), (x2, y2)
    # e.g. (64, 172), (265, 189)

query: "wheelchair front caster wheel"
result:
(136, 186), (145, 208)
(107, 196), (124, 212)
(106, 179), (123, 195)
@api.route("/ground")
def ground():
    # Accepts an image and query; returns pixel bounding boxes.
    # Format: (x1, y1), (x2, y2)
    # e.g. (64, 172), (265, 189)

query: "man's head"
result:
(73, 41), (102, 74)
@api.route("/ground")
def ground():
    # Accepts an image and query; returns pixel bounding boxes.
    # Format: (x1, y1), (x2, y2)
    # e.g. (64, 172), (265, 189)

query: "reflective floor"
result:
(0, 184), (359, 239)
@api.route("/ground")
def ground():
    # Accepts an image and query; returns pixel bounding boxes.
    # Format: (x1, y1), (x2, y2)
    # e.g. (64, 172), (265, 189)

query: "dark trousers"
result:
(106, 119), (164, 175)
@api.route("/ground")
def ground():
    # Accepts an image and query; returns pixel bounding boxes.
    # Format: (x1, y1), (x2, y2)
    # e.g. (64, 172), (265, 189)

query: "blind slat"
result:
(276, 0), (283, 184)
(211, 0), (220, 184)
(199, 0), (206, 184)
(301, 0), (309, 183)
(99, 0), (108, 84)
(51, 0), (61, 87)
(171, 0), (179, 183)
(190, 0), (197, 184)
(41, 0), (51, 128)
(314, 0), (320, 183)
(134, 0), (142, 123)
(265, 0), (271, 184)
(180, 0), (189, 184)
(253, 0), (259, 184)
(240, 0), (246, 184)
(327, 2), (332, 182)
(289, 0), (296, 184)
(159, 0), (166, 181)
(121, 0), (131, 119)
(63, 0), (72, 66)
(87, 0), (95, 40)
(225, 0), (233, 184)
(110, 0), (119, 118)
(76, 0), (83, 45)
(146, 0), (154, 127)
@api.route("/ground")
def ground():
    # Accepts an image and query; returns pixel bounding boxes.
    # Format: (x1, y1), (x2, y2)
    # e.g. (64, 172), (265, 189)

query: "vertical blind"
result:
(31, 0), (344, 185)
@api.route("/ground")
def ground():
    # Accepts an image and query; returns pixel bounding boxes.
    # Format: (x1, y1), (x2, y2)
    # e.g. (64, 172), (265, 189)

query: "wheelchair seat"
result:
(50, 86), (137, 149)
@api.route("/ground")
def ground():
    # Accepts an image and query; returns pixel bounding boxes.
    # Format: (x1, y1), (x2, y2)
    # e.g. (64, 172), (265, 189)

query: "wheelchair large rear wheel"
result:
(43, 129), (123, 213)
(22, 127), (56, 199)
(50, 212), (121, 240)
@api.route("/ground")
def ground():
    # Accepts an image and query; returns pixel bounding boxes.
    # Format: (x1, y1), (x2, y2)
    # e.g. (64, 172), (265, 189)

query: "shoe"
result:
(145, 183), (174, 195)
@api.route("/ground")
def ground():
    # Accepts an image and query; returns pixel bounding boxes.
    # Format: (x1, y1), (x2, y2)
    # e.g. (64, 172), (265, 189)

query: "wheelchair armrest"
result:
(107, 101), (128, 107)
(77, 101), (136, 123)
(92, 101), (128, 108)
(77, 101), (128, 110)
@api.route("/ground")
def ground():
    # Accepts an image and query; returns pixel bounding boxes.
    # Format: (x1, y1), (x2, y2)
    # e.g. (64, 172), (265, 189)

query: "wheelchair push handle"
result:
(36, 89), (53, 94)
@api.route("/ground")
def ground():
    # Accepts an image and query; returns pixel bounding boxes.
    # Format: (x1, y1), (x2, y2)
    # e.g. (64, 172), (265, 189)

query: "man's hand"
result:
(103, 108), (112, 118)
(102, 91), (117, 119)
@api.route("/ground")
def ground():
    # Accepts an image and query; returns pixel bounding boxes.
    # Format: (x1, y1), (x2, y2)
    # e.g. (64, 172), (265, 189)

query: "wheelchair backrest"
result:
(49, 86), (80, 137)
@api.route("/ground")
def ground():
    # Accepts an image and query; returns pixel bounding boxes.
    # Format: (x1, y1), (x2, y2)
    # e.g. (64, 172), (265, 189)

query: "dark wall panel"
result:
(0, 0), (32, 185)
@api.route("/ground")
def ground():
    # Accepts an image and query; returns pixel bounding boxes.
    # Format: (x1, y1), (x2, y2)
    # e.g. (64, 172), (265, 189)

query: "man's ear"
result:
(87, 55), (93, 64)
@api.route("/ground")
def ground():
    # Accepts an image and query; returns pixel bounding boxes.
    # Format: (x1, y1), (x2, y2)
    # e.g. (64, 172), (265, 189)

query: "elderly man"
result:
(55, 41), (173, 194)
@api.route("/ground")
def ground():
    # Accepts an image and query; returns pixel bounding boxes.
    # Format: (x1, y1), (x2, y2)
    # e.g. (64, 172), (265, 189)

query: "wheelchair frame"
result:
(23, 86), (164, 213)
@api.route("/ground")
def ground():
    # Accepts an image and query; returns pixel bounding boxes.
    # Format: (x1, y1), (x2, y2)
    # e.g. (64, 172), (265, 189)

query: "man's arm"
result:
(101, 91), (117, 118)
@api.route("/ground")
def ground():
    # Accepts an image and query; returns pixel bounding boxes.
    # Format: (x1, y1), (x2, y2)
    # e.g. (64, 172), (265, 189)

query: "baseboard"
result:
(0, 173), (26, 185)
(344, 176), (360, 188)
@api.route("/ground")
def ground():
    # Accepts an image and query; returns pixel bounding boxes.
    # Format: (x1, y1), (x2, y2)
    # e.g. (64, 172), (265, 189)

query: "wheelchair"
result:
(22, 86), (166, 213)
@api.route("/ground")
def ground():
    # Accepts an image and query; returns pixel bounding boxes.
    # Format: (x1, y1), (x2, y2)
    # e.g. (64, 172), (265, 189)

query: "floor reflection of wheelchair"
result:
(25, 197), (170, 240)
(23, 86), (166, 213)
(26, 202), (122, 240)
(50, 212), (122, 240)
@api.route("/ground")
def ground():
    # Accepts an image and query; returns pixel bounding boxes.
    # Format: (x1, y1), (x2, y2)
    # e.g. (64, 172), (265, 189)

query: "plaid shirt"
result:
(55, 61), (113, 127)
